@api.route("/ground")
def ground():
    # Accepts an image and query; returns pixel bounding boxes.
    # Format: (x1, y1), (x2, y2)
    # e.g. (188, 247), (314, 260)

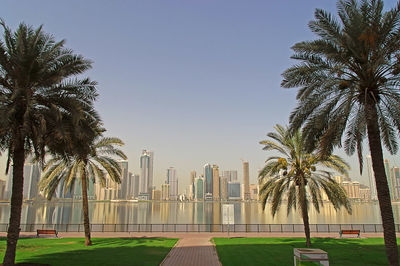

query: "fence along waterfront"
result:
(1, 223), (398, 233)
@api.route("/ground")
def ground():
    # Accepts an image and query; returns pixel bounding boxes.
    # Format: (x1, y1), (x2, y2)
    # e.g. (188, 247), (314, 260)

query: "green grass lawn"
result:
(213, 237), (399, 266)
(0, 237), (177, 266)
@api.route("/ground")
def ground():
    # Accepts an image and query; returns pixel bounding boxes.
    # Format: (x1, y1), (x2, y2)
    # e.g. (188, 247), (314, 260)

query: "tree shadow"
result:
(214, 237), (398, 266)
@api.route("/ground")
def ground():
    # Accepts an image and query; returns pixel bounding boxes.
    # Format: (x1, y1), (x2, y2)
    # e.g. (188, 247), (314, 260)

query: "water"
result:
(1, 201), (400, 225)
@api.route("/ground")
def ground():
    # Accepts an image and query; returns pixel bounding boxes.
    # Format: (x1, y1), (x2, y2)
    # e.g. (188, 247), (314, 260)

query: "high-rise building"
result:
(190, 170), (196, 199)
(133, 174), (140, 199)
(119, 161), (129, 199)
(139, 150), (154, 200)
(228, 181), (241, 200)
(195, 177), (204, 200)
(360, 186), (371, 201)
(161, 183), (170, 201)
(366, 155), (378, 200)
(212, 165), (220, 201)
(342, 181), (361, 199)
(223, 170), (238, 182)
(243, 161), (250, 201)
(204, 164), (213, 195)
(384, 159), (395, 201)
(167, 167), (178, 201)
(221, 177), (228, 201)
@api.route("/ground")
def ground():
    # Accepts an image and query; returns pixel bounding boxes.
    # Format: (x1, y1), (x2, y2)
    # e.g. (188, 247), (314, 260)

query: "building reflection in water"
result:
(1, 201), (400, 225)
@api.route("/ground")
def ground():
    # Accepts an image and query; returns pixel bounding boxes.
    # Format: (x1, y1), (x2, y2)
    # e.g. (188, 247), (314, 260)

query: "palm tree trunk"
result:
(81, 166), (92, 246)
(366, 102), (399, 266)
(3, 139), (25, 266)
(299, 181), (311, 247)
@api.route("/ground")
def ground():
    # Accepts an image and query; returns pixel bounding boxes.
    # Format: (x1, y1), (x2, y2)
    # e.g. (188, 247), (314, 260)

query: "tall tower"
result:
(167, 167), (178, 201)
(384, 159), (395, 201)
(22, 162), (41, 200)
(119, 160), (129, 199)
(190, 170), (196, 199)
(366, 155), (378, 200)
(212, 165), (220, 201)
(243, 161), (250, 201)
(140, 150), (154, 199)
(204, 164), (213, 195)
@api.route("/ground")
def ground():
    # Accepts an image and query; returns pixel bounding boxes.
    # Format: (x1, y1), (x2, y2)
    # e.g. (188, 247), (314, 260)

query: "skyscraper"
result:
(243, 161), (250, 201)
(195, 177), (204, 200)
(223, 170), (238, 182)
(190, 170), (196, 198)
(167, 167), (178, 201)
(366, 155), (378, 200)
(133, 174), (140, 199)
(119, 161), (129, 199)
(384, 159), (395, 201)
(204, 164), (213, 195)
(161, 183), (170, 201)
(139, 150), (154, 200)
(392, 167), (400, 201)
(212, 165), (220, 201)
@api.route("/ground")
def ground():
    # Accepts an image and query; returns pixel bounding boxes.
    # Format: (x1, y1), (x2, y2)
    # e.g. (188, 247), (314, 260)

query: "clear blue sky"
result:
(2, 0), (400, 192)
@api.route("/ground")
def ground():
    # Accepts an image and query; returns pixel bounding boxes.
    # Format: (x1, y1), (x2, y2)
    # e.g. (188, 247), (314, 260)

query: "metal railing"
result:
(0, 223), (398, 233)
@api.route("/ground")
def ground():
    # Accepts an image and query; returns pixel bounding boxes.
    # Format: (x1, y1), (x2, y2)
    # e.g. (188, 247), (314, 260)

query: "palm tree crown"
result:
(259, 124), (351, 246)
(40, 136), (127, 200)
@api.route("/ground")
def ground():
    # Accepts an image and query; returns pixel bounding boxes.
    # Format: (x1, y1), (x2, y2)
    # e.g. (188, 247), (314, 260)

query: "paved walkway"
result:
(160, 237), (221, 266)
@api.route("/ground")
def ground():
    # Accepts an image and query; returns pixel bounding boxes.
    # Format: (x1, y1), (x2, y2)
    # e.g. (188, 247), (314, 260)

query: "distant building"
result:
(212, 165), (220, 201)
(167, 167), (178, 201)
(249, 184), (258, 201)
(118, 161), (129, 199)
(360, 186), (371, 201)
(161, 183), (170, 201)
(243, 161), (250, 200)
(392, 167), (400, 201)
(342, 181), (361, 199)
(204, 193), (213, 201)
(152, 189), (161, 201)
(133, 174), (140, 199)
(221, 177), (228, 201)
(228, 181), (241, 200)
(195, 177), (204, 200)
(223, 170), (238, 182)
(190, 170), (196, 198)
(139, 150), (154, 199)
(204, 164), (213, 195)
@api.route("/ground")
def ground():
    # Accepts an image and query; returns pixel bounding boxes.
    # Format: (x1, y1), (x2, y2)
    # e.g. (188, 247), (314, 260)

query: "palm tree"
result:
(281, 0), (400, 264)
(39, 136), (127, 246)
(0, 21), (99, 265)
(259, 124), (351, 247)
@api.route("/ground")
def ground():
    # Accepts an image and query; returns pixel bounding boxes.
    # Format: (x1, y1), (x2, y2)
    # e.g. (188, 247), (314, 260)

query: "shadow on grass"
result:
(0, 237), (177, 266)
(214, 237), (397, 266)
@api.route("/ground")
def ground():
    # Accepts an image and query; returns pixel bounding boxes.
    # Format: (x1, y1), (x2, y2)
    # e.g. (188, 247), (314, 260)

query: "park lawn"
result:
(0, 237), (177, 266)
(213, 237), (399, 266)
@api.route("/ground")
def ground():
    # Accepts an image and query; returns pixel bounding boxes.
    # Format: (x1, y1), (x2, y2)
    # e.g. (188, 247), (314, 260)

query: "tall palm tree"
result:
(39, 136), (127, 246)
(281, 0), (400, 264)
(259, 124), (351, 247)
(0, 21), (99, 265)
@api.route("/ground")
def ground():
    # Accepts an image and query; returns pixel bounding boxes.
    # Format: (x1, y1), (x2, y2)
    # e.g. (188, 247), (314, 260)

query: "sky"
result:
(2, 0), (400, 193)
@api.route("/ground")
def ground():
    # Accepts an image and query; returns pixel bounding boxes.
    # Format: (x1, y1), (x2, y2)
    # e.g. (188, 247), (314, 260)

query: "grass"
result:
(0, 237), (177, 266)
(213, 237), (399, 266)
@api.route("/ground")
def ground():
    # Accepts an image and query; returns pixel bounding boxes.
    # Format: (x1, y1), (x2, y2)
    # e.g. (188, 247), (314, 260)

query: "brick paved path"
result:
(160, 237), (221, 266)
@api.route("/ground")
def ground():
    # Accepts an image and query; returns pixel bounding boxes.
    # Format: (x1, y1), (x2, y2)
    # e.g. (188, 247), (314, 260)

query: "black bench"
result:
(37, 229), (58, 238)
(339, 229), (360, 238)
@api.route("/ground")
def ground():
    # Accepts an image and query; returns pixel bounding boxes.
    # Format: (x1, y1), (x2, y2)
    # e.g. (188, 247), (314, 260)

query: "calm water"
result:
(1, 201), (400, 225)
